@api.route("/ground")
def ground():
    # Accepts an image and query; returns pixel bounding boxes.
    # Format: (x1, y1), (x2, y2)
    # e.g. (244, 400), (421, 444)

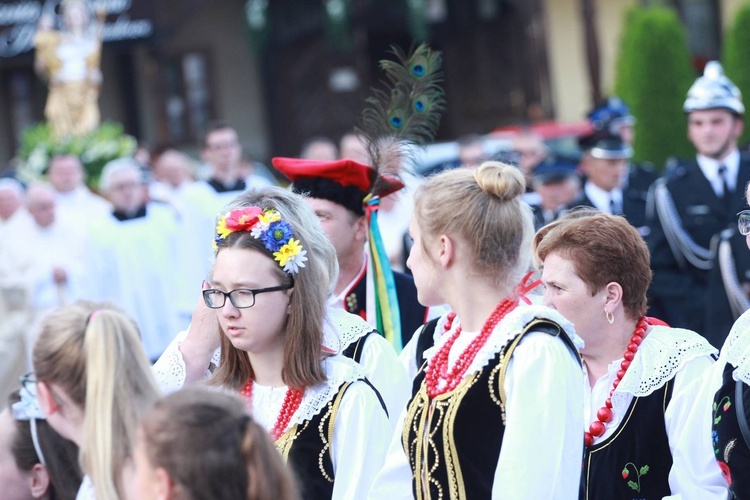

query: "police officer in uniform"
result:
(568, 128), (652, 236)
(648, 61), (750, 346)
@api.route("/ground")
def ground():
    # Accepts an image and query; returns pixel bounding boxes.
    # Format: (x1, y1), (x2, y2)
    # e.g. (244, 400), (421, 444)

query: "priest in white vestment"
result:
(0, 179), (35, 401)
(86, 159), (180, 360)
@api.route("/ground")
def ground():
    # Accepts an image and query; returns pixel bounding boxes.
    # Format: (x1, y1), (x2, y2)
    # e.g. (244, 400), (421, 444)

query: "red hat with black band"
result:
(272, 157), (403, 215)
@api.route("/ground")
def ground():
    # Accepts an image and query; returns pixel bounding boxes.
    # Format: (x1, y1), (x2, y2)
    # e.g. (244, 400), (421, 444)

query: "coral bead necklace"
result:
(584, 316), (649, 447)
(240, 380), (304, 440)
(425, 298), (518, 399)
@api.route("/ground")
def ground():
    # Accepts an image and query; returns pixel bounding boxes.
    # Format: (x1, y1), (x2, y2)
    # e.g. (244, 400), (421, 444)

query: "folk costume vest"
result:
(277, 378), (386, 499)
(582, 380), (674, 499)
(265, 355), (387, 500)
(712, 362), (750, 498)
(581, 325), (716, 500)
(402, 307), (580, 499)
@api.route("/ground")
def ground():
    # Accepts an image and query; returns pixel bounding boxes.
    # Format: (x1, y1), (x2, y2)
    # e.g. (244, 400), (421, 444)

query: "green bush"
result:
(614, 6), (695, 168)
(16, 121), (137, 188)
(723, 3), (750, 145)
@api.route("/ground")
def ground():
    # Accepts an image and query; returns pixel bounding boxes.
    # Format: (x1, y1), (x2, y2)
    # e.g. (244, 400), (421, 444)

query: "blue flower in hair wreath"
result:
(261, 220), (293, 252)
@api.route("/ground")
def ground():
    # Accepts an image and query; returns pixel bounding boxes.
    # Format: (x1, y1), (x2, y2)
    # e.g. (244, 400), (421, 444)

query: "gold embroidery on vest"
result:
(405, 374), (479, 499)
(275, 422), (306, 462)
(317, 381), (353, 484)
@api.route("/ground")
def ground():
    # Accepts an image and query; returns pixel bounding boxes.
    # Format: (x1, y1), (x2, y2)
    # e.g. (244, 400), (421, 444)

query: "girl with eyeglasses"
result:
(154, 187), (390, 499)
(31, 302), (161, 500)
(0, 387), (82, 499)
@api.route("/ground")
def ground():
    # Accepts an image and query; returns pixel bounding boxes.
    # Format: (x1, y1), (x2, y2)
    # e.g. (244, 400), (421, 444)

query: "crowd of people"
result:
(1, 59), (750, 499)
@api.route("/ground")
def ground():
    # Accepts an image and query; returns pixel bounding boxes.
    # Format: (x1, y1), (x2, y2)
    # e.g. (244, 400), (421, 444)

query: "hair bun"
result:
(473, 161), (526, 201)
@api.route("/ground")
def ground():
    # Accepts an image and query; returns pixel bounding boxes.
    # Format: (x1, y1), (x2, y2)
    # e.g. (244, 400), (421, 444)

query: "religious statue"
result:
(34, 0), (106, 139)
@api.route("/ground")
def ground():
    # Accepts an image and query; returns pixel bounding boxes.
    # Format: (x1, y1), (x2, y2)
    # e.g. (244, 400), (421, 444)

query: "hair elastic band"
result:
(12, 386), (47, 466)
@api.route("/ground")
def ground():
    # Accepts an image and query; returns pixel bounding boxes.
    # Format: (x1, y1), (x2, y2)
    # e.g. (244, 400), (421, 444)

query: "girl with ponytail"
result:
(130, 387), (298, 500)
(32, 301), (161, 500)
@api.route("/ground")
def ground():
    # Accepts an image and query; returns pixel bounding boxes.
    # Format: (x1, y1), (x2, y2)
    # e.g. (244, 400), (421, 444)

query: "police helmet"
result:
(683, 61), (744, 116)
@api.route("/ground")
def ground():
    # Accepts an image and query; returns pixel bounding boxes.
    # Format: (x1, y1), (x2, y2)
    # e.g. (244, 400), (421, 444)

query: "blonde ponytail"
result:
(33, 303), (160, 500)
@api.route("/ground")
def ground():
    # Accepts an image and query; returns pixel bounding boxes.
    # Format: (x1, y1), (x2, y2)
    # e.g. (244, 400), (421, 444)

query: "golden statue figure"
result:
(34, 0), (106, 139)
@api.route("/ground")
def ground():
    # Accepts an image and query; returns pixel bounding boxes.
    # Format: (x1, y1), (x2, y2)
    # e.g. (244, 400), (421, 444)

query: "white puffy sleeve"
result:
(331, 380), (392, 500)
(152, 330), (221, 393)
(359, 334), (412, 426)
(494, 330), (584, 498)
(666, 357), (728, 499)
(366, 408), (414, 500)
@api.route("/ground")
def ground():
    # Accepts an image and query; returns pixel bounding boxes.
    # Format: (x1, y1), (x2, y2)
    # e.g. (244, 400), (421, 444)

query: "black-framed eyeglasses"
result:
(738, 210), (750, 236)
(20, 372), (63, 407)
(202, 283), (294, 309)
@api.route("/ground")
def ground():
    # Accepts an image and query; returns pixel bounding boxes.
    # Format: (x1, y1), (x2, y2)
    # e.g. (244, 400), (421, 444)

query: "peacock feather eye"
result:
(390, 116), (403, 128)
(413, 100), (425, 112)
(412, 64), (425, 77)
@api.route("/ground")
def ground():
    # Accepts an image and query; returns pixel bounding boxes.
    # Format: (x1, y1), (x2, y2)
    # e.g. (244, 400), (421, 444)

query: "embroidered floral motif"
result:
(717, 460), (733, 487)
(714, 396), (732, 425)
(714, 438), (738, 488)
(621, 462), (649, 492)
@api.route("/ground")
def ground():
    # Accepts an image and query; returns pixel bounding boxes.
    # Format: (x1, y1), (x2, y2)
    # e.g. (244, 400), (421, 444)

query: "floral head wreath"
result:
(214, 206), (308, 275)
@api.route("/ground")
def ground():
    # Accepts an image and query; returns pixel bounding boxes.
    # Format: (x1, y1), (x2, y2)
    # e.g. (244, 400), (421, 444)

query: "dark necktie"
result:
(719, 164), (733, 211)
(609, 196), (621, 215)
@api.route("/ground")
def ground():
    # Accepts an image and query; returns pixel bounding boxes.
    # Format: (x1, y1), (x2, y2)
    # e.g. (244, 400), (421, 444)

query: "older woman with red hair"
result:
(534, 209), (722, 498)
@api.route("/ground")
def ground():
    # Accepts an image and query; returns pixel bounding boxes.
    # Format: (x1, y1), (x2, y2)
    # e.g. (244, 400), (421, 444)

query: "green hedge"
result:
(723, 2), (750, 145)
(614, 6), (695, 169)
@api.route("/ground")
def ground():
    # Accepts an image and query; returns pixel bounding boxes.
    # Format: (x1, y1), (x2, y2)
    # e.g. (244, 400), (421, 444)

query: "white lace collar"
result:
(422, 304), (582, 377)
(719, 309), (750, 384)
(614, 325), (716, 399)
(289, 354), (367, 428)
(321, 307), (377, 354)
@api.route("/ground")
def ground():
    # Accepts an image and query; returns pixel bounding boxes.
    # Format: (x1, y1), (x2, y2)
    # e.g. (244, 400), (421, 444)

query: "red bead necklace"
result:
(425, 298), (518, 399)
(584, 316), (649, 447)
(240, 380), (305, 440)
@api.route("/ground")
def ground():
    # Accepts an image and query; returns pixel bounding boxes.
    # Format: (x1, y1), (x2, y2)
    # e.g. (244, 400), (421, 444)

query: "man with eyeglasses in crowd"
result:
(648, 61), (750, 348)
(176, 123), (251, 328)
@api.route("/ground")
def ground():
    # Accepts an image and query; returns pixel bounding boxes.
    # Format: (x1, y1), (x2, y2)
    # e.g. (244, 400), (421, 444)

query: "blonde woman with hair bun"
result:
(371, 161), (585, 498)
(32, 301), (161, 500)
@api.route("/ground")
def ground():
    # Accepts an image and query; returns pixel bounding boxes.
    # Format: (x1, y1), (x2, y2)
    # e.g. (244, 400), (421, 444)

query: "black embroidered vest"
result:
(581, 379), (674, 500)
(403, 319), (579, 499)
(278, 379), (385, 499)
(712, 362), (750, 499)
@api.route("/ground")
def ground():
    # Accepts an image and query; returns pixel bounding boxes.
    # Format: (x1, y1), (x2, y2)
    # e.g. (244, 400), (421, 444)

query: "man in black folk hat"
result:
(648, 61), (750, 345)
(272, 157), (429, 348)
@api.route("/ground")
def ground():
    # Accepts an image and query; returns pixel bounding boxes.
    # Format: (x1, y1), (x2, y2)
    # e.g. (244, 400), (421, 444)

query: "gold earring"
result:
(605, 311), (614, 325)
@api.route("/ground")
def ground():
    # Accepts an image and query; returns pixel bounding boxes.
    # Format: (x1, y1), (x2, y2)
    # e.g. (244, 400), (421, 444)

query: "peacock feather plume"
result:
(356, 43), (445, 196)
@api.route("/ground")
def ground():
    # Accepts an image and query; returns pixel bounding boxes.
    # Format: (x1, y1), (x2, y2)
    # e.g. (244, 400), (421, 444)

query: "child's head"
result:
(32, 302), (160, 499)
(209, 187), (338, 389)
(132, 387), (298, 500)
(0, 388), (82, 500)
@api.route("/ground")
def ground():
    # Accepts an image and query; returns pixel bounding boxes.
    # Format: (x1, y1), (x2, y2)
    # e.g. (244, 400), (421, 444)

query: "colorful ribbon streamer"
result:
(364, 194), (403, 352)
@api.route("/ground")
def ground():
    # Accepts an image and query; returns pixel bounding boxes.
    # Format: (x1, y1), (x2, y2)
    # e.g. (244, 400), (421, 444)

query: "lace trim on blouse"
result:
(719, 309), (750, 385)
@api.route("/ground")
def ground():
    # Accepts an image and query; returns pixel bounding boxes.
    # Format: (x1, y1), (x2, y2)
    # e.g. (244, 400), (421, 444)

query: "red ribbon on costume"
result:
(515, 270), (543, 305)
